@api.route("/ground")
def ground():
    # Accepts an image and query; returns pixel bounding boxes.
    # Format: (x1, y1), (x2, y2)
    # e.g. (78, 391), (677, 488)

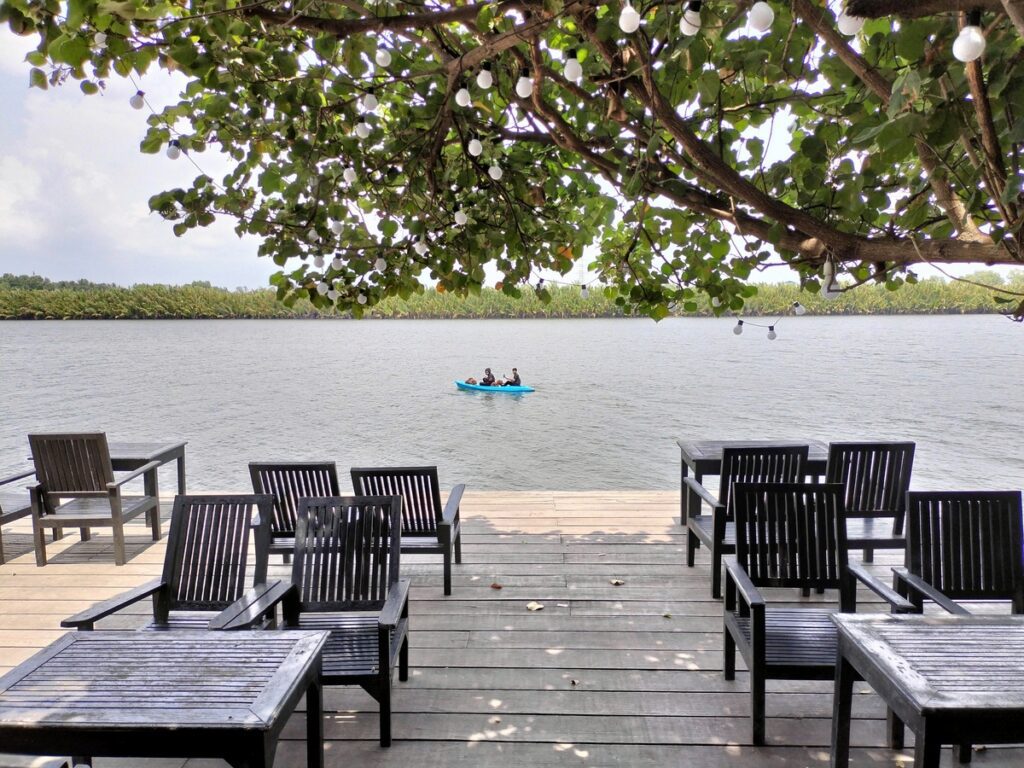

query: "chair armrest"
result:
(210, 581), (293, 630)
(682, 476), (721, 512)
(379, 579), (411, 629)
(107, 460), (162, 489)
(61, 578), (165, 629)
(849, 563), (916, 614)
(0, 468), (34, 487)
(724, 558), (765, 609)
(442, 484), (465, 524)
(893, 569), (972, 616)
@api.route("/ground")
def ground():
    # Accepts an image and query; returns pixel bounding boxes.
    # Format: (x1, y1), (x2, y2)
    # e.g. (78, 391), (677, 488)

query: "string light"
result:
(455, 82), (472, 107)
(619, 2), (641, 34)
(564, 50), (583, 82)
(330, 220), (343, 235)
(793, 301), (806, 315)
(821, 259), (841, 300)
(374, 256), (387, 271)
(477, 63), (493, 90)
(331, 257), (343, 270)
(836, 6), (865, 36)
(343, 167), (357, 183)
(679, 1), (702, 36)
(375, 48), (392, 68)
(454, 208), (468, 226)
(316, 281), (329, 295)
(488, 163), (503, 181)
(515, 68), (534, 99)
(165, 139), (181, 159)
(467, 138), (483, 157)
(357, 292), (368, 305)
(767, 326), (777, 341)
(129, 90), (145, 110)
(313, 255), (325, 268)
(733, 320), (744, 335)
(580, 285), (589, 299)
(361, 90), (379, 113)
(953, 13), (986, 63)
(93, 31), (107, 46)
(414, 237), (429, 255)
(748, 1), (774, 33)
(327, 288), (339, 301)
(355, 120), (371, 139)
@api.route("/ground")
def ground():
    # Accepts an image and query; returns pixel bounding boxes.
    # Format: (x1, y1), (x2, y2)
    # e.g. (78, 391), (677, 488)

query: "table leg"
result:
(914, 723), (941, 768)
(307, 676), (324, 768)
(830, 655), (855, 768)
(176, 449), (187, 495)
(144, 469), (161, 541)
(679, 460), (689, 526)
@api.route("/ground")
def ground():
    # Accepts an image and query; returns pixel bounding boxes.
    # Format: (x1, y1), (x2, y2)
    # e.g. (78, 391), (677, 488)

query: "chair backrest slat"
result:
(29, 433), (114, 502)
(733, 482), (849, 592)
(719, 446), (808, 517)
(905, 491), (1023, 604)
(293, 495), (401, 611)
(826, 442), (915, 528)
(249, 462), (340, 537)
(164, 494), (273, 611)
(351, 467), (443, 536)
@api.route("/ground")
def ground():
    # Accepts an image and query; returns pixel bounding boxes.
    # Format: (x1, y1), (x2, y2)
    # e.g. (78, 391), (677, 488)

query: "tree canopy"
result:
(3, 0), (1024, 318)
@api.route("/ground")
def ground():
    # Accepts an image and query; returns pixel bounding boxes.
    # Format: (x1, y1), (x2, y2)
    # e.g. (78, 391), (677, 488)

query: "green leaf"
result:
(29, 67), (47, 90)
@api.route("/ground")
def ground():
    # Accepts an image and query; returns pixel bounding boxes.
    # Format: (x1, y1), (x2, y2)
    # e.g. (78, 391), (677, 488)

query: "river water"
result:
(0, 316), (1020, 492)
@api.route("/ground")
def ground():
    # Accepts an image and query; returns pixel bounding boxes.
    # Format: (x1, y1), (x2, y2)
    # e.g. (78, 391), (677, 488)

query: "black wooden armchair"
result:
(215, 495), (410, 747)
(722, 481), (912, 745)
(62, 494), (273, 631)
(28, 433), (161, 566)
(825, 441), (915, 562)
(249, 461), (340, 561)
(0, 468), (34, 565)
(351, 466), (464, 595)
(686, 446), (808, 599)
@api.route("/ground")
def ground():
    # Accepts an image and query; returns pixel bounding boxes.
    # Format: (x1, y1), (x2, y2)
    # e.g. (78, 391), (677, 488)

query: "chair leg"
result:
(862, 547), (874, 563)
(454, 532), (463, 564)
(378, 673), (393, 747)
(113, 523), (126, 566)
(443, 545), (452, 596)
(886, 707), (904, 749)
(723, 629), (736, 681)
(686, 529), (698, 567)
(711, 545), (722, 600)
(282, 552), (292, 564)
(0, 525), (6, 566)
(150, 504), (161, 540)
(34, 524), (48, 567)
(80, 527), (91, 541)
(399, 633), (409, 682)
(750, 668), (766, 746)
(953, 744), (973, 764)
(52, 527), (64, 541)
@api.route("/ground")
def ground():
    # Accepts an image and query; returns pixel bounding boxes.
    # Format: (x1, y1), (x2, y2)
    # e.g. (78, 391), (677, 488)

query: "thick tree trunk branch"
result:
(1002, 0), (1024, 37)
(846, 0), (1004, 18)
(247, 2), (517, 37)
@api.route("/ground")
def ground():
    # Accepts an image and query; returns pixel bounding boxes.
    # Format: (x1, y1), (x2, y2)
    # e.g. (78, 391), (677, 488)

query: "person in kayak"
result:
(481, 368), (496, 386)
(501, 368), (522, 387)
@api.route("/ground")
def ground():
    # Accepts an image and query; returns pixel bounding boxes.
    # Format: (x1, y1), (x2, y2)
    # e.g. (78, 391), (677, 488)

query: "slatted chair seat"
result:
(294, 614), (405, 677)
(729, 609), (839, 670)
(686, 446), (809, 599)
(62, 495), (273, 632)
(28, 433), (162, 566)
(352, 467), (465, 596)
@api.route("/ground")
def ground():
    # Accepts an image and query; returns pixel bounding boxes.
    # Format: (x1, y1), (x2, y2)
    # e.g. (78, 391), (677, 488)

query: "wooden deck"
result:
(1, 491), (1021, 767)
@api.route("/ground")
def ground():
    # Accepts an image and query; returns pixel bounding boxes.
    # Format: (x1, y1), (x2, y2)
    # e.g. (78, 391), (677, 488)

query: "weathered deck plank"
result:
(1, 490), (1019, 767)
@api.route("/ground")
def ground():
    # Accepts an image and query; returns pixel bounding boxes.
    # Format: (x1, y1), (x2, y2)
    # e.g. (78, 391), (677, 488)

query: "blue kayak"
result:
(456, 380), (535, 394)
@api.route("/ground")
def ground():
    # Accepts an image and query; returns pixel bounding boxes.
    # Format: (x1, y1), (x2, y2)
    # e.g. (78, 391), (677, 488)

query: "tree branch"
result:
(846, 0), (1004, 18)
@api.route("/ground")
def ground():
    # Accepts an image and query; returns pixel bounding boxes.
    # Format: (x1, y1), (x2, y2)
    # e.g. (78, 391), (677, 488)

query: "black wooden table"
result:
(109, 440), (188, 497)
(0, 631), (327, 768)
(831, 614), (1024, 768)
(675, 438), (829, 525)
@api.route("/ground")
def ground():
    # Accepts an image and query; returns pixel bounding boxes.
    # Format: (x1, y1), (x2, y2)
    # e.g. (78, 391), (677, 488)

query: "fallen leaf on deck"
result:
(662, 612), (672, 619)
(526, 601), (544, 611)
(570, 679), (579, 686)
(490, 583), (503, 590)
(489, 716), (502, 724)
(609, 579), (625, 586)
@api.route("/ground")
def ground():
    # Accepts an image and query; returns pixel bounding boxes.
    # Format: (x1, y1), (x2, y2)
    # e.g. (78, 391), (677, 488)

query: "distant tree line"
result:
(0, 272), (1021, 320)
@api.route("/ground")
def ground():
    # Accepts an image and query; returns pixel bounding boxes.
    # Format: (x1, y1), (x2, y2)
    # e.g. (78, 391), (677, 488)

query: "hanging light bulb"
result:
(467, 138), (483, 157)
(793, 301), (807, 316)
(711, 296), (722, 308)
(331, 257), (343, 271)
(477, 63), (493, 90)
(536, 278), (545, 292)
(165, 139), (181, 160)
(129, 90), (145, 110)
(564, 50), (583, 82)
(733, 320), (744, 335)
(374, 256), (387, 271)
(618, 1), (641, 34)
(488, 164), (503, 181)
(361, 90), (378, 112)
(748, 1), (774, 33)
(580, 285), (589, 300)
(953, 17), (986, 63)
(455, 83), (472, 107)
(821, 260), (841, 300)
(836, 7), (865, 36)
(327, 288), (339, 301)
(515, 68), (534, 99)
(330, 220), (343, 235)
(357, 292), (368, 305)
(93, 31), (107, 46)
(454, 208), (468, 226)
(414, 238), (429, 256)
(343, 167), (357, 184)
(767, 326), (777, 341)
(355, 120), (371, 139)
(316, 281), (329, 295)
(679, 1), (702, 36)
(308, 228), (320, 242)
(313, 255), (325, 269)
(375, 48), (392, 68)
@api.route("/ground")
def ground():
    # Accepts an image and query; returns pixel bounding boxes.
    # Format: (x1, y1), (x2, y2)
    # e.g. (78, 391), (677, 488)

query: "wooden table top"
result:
(675, 439), (829, 468)
(0, 631), (327, 730)
(833, 614), (1024, 712)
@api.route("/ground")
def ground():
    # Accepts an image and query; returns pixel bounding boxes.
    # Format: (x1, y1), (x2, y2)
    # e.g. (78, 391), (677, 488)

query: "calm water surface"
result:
(0, 316), (1020, 492)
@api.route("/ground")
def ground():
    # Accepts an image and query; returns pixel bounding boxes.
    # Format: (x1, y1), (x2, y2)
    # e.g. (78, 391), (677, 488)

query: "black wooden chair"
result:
(686, 446), (808, 599)
(351, 466), (464, 596)
(826, 441), (915, 562)
(0, 468), (34, 565)
(214, 495), (410, 747)
(28, 433), (161, 566)
(249, 461), (340, 562)
(61, 494), (273, 631)
(722, 482), (900, 746)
